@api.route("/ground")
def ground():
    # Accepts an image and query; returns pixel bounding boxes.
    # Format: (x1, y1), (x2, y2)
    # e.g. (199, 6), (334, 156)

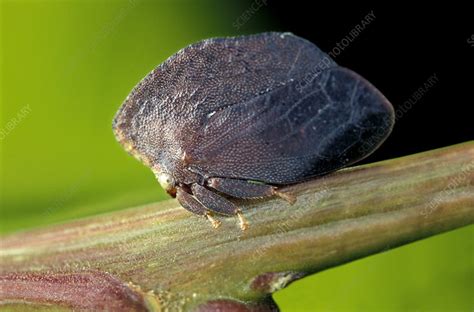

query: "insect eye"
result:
(157, 172), (175, 191)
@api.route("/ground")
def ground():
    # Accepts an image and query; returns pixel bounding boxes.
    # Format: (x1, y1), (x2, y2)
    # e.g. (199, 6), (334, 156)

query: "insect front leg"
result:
(176, 187), (221, 228)
(207, 177), (296, 204)
(191, 183), (249, 230)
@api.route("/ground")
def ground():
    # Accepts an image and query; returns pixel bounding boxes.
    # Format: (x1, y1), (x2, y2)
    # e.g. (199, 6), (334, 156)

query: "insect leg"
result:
(207, 177), (296, 204)
(191, 183), (249, 230)
(176, 187), (221, 228)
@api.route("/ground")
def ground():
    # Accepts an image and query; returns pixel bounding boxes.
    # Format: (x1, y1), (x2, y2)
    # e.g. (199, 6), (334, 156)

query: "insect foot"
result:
(205, 213), (222, 229)
(273, 189), (297, 205)
(237, 210), (249, 231)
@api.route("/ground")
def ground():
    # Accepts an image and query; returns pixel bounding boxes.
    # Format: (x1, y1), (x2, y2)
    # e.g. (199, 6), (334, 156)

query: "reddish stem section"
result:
(0, 271), (147, 311)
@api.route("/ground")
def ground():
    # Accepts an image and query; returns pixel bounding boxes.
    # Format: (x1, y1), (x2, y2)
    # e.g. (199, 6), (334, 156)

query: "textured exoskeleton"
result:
(113, 32), (394, 230)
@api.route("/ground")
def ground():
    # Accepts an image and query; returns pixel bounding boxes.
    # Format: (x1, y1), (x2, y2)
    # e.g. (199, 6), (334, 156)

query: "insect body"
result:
(113, 32), (394, 230)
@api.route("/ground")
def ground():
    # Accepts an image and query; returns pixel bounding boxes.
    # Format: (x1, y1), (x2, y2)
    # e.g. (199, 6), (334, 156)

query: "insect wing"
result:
(113, 32), (337, 165)
(188, 66), (394, 184)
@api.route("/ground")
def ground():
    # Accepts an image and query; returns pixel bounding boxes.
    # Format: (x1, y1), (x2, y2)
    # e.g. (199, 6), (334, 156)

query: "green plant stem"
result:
(1, 142), (473, 311)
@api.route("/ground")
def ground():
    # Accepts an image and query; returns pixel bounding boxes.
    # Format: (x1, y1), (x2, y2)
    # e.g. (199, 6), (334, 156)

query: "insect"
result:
(113, 32), (394, 230)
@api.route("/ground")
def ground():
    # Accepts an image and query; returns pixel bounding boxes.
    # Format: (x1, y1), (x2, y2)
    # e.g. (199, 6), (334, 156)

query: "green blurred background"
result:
(0, 1), (472, 311)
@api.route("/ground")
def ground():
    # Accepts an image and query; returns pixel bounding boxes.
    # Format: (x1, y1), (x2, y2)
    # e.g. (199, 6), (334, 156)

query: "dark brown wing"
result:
(113, 32), (337, 166)
(187, 66), (394, 184)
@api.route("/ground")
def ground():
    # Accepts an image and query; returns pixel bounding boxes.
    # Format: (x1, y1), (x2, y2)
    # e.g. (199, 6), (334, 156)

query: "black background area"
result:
(264, 2), (473, 163)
